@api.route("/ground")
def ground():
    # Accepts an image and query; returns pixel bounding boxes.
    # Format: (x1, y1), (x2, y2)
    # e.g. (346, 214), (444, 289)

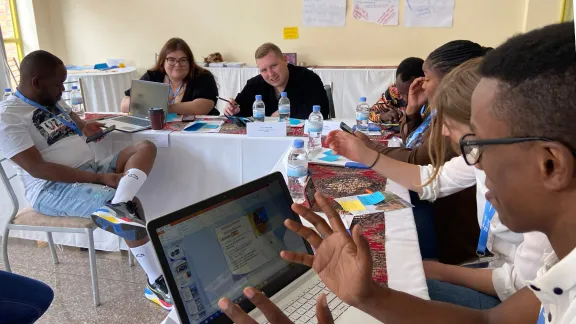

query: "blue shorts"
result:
(32, 154), (119, 218)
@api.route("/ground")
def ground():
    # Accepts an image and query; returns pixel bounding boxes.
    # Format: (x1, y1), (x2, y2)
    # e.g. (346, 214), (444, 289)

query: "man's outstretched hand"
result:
(281, 192), (379, 308)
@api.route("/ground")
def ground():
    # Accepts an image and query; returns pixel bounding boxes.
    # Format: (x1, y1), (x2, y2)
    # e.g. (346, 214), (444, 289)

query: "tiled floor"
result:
(0, 238), (170, 324)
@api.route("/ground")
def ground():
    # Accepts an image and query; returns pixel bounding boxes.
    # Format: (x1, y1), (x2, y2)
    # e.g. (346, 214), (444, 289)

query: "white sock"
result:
(111, 168), (147, 204)
(130, 241), (163, 285)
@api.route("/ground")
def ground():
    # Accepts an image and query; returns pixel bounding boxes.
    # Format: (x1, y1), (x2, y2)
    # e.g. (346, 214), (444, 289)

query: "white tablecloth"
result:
(65, 67), (138, 113)
(208, 67), (396, 120)
(0, 131), (300, 251)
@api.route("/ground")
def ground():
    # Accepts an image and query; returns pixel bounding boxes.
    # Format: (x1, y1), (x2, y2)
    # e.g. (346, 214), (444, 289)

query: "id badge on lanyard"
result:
(169, 81), (184, 105)
(477, 201), (496, 257)
(14, 90), (82, 136)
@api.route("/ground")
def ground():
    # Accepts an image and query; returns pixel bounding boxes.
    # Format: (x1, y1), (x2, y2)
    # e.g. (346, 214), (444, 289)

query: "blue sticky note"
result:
(184, 122), (206, 131)
(204, 124), (219, 129)
(358, 192), (385, 206)
(323, 150), (337, 156)
(319, 155), (340, 162)
(166, 113), (179, 122)
(289, 118), (302, 125)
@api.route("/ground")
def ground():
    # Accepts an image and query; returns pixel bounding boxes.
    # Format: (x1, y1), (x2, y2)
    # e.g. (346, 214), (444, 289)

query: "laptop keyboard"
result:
(112, 116), (151, 127)
(264, 279), (349, 324)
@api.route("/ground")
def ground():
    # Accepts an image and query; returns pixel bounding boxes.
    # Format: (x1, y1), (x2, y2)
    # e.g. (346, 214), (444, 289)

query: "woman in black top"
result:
(121, 38), (219, 115)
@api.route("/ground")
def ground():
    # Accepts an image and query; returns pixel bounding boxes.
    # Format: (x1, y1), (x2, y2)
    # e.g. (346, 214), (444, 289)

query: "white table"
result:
(162, 145), (428, 324)
(65, 67), (138, 113)
(208, 67), (396, 120)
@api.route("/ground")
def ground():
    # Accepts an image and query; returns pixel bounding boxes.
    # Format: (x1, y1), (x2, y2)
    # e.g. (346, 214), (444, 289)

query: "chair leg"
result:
(87, 229), (100, 306)
(128, 249), (135, 267)
(2, 227), (11, 272)
(46, 232), (59, 264)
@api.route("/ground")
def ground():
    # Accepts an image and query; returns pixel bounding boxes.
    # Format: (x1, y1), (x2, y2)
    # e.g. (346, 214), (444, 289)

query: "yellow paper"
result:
(283, 27), (299, 40)
(339, 200), (366, 212)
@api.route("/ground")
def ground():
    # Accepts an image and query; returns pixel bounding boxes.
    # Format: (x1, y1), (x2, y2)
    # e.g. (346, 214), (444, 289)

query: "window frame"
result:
(2, 0), (23, 62)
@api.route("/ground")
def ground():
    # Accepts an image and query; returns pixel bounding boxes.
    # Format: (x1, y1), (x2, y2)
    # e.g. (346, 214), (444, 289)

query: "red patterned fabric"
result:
(350, 213), (387, 284)
(84, 113), (120, 121)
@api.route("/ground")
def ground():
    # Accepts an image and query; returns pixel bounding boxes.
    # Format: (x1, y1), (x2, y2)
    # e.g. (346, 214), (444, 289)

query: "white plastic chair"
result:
(0, 158), (134, 306)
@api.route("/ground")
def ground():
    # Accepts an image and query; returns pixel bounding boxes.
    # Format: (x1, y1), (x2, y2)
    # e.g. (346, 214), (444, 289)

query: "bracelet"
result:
(369, 152), (380, 169)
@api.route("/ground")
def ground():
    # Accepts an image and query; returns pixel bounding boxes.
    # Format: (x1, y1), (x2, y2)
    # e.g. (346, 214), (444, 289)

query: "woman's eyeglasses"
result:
(165, 57), (189, 67)
(458, 133), (576, 166)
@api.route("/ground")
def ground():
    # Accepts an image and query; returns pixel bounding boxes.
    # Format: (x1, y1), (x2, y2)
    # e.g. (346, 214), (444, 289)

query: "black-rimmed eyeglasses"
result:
(459, 133), (571, 166)
(165, 57), (189, 67)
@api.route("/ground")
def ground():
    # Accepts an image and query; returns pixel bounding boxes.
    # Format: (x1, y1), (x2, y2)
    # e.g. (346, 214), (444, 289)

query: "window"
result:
(561, 0), (574, 22)
(0, 0), (22, 88)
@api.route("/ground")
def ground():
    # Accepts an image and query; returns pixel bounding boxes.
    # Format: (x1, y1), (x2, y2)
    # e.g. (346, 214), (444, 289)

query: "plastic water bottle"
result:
(252, 94), (265, 122)
(307, 105), (323, 153)
(70, 86), (85, 119)
(356, 97), (370, 133)
(287, 139), (308, 204)
(2, 88), (11, 101)
(278, 92), (290, 122)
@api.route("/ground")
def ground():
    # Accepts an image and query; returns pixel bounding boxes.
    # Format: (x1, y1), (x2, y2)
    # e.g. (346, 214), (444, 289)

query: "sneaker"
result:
(145, 276), (173, 311)
(91, 201), (148, 241)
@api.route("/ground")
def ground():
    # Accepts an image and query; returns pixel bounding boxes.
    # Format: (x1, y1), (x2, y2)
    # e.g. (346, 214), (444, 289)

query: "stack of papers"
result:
(334, 191), (413, 216)
(183, 120), (224, 133)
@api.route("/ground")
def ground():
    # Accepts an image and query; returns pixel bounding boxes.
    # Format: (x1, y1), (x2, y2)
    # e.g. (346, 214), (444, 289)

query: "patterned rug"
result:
(350, 213), (388, 284)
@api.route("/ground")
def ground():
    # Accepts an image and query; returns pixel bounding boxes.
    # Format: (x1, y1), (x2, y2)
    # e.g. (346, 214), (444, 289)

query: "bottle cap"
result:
(293, 139), (304, 148)
(72, 86), (78, 90)
(360, 97), (367, 102)
(255, 95), (262, 100)
(312, 105), (320, 112)
(4, 88), (11, 92)
(281, 92), (287, 97)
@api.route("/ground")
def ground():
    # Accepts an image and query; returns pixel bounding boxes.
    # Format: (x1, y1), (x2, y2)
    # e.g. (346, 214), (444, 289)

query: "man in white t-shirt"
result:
(0, 50), (172, 311)
(215, 22), (576, 324)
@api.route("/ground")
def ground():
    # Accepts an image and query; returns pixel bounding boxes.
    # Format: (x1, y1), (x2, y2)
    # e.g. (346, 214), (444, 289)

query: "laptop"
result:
(103, 80), (170, 132)
(148, 173), (376, 324)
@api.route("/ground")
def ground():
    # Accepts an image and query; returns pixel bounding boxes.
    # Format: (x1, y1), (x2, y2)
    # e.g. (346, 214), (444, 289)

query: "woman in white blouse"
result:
(325, 58), (551, 309)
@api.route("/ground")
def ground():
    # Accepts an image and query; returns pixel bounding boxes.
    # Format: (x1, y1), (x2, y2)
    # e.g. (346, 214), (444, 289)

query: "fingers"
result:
(315, 192), (348, 233)
(285, 218), (325, 248)
(352, 225), (373, 272)
(218, 298), (258, 324)
(290, 205), (334, 239)
(409, 77), (425, 93)
(244, 287), (292, 324)
(316, 294), (335, 324)
(354, 130), (370, 143)
(280, 250), (315, 267)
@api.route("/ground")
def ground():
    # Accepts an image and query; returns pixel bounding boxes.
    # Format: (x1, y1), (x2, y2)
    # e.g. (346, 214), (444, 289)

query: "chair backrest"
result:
(324, 83), (335, 119)
(0, 158), (20, 224)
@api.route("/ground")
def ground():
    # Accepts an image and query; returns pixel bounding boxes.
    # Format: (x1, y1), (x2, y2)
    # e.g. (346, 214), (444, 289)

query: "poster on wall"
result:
(353, 0), (399, 26)
(404, 0), (455, 28)
(302, 0), (347, 27)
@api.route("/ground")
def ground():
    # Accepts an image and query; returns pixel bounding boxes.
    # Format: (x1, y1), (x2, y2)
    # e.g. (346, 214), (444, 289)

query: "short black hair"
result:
(480, 21), (576, 149)
(19, 50), (64, 82)
(396, 57), (424, 82)
(427, 40), (492, 75)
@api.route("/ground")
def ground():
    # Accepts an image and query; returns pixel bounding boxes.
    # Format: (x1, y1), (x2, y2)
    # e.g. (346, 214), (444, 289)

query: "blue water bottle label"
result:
(254, 111), (265, 118)
(71, 98), (83, 105)
(309, 122), (323, 133)
(356, 112), (369, 121)
(279, 106), (290, 114)
(287, 165), (307, 177)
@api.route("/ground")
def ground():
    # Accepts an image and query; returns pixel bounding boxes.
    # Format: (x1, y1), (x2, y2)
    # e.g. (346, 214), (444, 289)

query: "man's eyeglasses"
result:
(458, 133), (576, 166)
(165, 57), (189, 67)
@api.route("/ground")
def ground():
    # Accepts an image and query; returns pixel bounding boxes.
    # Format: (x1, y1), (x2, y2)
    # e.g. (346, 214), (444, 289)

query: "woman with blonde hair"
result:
(326, 58), (549, 309)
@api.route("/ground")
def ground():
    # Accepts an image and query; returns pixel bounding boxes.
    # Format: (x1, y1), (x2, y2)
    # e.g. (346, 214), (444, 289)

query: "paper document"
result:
(302, 0), (347, 27)
(132, 130), (171, 148)
(353, 0), (399, 26)
(404, 0), (455, 27)
(183, 120), (224, 133)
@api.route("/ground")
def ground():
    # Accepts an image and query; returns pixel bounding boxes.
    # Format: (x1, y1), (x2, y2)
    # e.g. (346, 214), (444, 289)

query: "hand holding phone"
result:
(86, 125), (116, 143)
(340, 122), (354, 135)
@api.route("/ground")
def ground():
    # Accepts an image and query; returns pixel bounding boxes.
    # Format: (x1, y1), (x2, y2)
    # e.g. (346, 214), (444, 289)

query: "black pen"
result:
(217, 96), (240, 107)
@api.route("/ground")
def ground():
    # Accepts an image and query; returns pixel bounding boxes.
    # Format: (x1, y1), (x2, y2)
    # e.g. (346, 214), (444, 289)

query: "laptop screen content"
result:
(155, 180), (309, 324)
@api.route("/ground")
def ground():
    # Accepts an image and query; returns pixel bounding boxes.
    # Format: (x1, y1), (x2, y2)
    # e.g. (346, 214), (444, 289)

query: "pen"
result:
(217, 96), (240, 107)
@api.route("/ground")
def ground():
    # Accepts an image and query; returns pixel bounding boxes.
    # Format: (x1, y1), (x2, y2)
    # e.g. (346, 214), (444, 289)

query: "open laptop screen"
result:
(153, 175), (311, 324)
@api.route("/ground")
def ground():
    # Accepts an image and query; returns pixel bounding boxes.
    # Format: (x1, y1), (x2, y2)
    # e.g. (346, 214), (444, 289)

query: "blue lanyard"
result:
(406, 107), (434, 149)
(168, 81), (184, 105)
(537, 307), (545, 324)
(477, 201), (497, 256)
(14, 90), (82, 136)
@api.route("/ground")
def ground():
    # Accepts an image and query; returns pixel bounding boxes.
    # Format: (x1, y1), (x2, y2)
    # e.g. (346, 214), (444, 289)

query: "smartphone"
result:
(86, 125), (116, 143)
(340, 122), (354, 135)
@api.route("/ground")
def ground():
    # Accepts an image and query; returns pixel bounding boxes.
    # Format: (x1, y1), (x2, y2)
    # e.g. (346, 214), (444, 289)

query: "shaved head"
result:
(18, 50), (67, 106)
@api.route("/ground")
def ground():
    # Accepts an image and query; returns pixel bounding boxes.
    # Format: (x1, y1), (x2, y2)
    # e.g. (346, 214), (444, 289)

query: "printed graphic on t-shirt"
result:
(32, 108), (77, 146)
